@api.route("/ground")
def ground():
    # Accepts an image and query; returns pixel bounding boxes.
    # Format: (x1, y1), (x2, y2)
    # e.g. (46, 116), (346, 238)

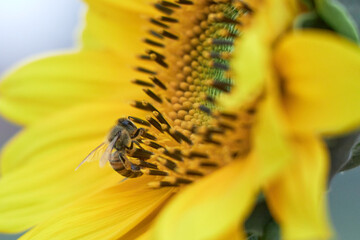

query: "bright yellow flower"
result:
(1, 0), (360, 239)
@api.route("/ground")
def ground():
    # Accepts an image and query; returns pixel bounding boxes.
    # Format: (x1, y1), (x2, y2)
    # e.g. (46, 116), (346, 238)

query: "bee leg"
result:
(119, 153), (132, 170)
(125, 140), (143, 154)
(134, 140), (144, 149)
(126, 140), (135, 151)
(120, 153), (141, 173)
(132, 128), (146, 140)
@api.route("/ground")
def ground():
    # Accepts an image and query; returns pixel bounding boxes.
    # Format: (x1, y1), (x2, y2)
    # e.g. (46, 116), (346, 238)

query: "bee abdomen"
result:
(122, 170), (143, 178)
(110, 159), (143, 178)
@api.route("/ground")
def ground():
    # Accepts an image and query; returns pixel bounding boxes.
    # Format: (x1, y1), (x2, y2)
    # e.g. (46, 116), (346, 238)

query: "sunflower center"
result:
(123, 0), (256, 187)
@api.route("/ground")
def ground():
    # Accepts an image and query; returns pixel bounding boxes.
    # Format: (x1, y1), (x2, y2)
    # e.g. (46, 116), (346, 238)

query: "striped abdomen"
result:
(109, 151), (143, 178)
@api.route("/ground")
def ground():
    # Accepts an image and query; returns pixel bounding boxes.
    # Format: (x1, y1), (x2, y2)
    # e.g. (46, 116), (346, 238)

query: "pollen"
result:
(126, 0), (257, 187)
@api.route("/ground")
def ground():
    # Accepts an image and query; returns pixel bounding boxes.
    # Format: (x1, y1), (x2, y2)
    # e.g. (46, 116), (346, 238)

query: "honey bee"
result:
(76, 117), (148, 178)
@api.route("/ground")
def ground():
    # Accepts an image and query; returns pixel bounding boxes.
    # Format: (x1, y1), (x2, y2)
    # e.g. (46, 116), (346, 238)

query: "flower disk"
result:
(122, 0), (258, 187)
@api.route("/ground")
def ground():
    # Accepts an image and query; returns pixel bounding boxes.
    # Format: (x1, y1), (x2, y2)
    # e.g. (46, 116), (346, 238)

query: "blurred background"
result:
(0, 0), (359, 239)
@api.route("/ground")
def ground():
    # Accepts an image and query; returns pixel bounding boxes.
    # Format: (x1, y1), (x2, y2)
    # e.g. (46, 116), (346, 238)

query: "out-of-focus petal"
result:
(275, 30), (360, 135)
(265, 135), (332, 239)
(153, 156), (259, 240)
(251, 85), (293, 183)
(222, 0), (299, 109)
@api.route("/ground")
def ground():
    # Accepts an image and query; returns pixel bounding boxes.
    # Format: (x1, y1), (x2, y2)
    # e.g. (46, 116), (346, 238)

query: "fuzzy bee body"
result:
(77, 117), (147, 178)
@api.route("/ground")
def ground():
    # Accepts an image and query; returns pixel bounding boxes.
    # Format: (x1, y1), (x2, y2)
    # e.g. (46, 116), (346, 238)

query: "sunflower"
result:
(1, 0), (360, 239)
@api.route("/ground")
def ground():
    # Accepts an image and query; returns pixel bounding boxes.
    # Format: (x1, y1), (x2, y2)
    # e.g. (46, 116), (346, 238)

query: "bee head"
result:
(108, 118), (138, 141)
(118, 118), (137, 132)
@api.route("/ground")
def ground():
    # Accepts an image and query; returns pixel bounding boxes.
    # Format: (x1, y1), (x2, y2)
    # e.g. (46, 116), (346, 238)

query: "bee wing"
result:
(75, 142), (106, 171)
(99, 135), (119, 168)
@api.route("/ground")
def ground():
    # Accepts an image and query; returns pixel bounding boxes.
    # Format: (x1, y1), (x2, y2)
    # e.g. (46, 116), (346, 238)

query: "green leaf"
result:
(341, 136), (360, 171)
(315, 0), (360, 43)
(262, 221), (280, 240)
(325, 130), (360, 179)
(301, 0), (315, 9)
(246, 235), (260, 240)
(293, 12), (331, 30)
(245, 201), (272, 237)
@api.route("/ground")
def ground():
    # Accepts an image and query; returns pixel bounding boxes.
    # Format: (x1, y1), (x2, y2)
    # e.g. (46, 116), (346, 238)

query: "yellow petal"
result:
(275, 30), (360, 135)
(0, 51), (141, 125)
(81, 0), (155, 55)
(20, 176), (175, 240)
(0, 102), (144, 232)
(136, 229), (153, 240)
(84, 0), (156, 16)
(153, 156), (259, 240)
(265, 135), (332, 239)
(1, 101), (142, 173)
(219, 226), (245, 240)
